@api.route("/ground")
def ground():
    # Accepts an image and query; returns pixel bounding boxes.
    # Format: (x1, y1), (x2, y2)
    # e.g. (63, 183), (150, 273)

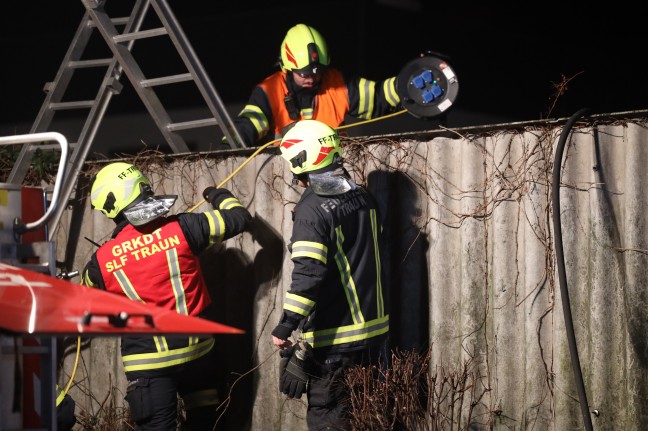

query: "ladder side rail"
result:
(49, 0), (153, 239)
(66, 0), (150, 171)
(48, 79), (118, 241)
(8, 11), (96, 185)
(150, 0), (246, 149)
(85, 2), (190, 153)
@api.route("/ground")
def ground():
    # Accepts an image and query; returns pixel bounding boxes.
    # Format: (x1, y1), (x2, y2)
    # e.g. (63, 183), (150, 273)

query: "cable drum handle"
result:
(551, 107), (594, 431)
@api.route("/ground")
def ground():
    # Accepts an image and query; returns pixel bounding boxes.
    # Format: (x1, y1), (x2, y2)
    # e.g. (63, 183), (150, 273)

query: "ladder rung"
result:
(68, 58), (113, 69)
(49, 100), (95, 110)
(168, 118), (218, 132)
(141, 73), (192, 87)
(111, 17), (130, 26)
(113, 27), (168, 43)
(89, 16), (130, 27)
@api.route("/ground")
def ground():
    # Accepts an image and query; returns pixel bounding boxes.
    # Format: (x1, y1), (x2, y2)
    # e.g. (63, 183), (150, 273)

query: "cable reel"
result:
(397, 51), (459, 119)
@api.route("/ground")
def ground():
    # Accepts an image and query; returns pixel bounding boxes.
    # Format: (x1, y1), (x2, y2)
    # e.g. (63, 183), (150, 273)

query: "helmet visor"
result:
(123, 195), (177, 226)
(309, 169), (356, 196)
(292, 64), (325, 78)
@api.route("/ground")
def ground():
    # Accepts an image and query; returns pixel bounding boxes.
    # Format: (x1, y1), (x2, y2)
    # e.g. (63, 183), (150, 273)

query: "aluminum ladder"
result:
(9, 0), (244, 187)
(8, 0), (244, 238)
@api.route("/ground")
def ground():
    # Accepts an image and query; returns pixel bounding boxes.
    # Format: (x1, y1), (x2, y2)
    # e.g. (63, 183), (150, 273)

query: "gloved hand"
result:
(202, 187), (232, 208)
(279, 341), (311, 398)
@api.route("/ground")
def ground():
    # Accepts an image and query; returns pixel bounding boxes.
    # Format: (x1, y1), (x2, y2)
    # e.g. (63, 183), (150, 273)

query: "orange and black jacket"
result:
(81, 190), (251, 379)
(271, 185), (389, 354)
(232, 68), (400, 146)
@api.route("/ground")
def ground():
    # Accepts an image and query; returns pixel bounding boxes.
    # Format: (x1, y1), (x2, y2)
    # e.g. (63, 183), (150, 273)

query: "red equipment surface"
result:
(0, 263), (243, 335)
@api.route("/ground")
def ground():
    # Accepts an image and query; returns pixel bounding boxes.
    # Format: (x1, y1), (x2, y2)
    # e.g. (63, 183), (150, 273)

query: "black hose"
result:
(551, 107), (594, 431)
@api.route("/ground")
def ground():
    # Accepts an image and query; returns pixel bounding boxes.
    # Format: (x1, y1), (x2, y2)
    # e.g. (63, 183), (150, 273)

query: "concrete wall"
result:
(55, 118), (648, 430)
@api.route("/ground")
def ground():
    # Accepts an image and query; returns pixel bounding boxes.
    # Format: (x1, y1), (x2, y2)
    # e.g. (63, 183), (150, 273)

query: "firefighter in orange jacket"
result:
(81, 162), (251, 431)
(226, 23), (401, 147)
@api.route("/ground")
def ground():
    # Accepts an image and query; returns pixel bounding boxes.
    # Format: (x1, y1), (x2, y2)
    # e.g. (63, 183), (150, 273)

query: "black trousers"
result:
(124, 347), (222, 431)
(306, 339), (389, 431)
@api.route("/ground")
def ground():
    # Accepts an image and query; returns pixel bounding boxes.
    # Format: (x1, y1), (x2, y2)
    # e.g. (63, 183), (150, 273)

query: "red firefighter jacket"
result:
(81, 191), (251, 378)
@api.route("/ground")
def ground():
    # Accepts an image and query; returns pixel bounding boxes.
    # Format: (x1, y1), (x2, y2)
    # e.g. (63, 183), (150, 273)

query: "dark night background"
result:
(1, 0), (646, 154)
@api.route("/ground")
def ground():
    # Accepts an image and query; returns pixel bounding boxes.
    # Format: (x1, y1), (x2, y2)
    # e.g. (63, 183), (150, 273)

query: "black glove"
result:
(202, 187), (232, 208)
(56, 393), (77, 431)
(279, 341), (311, 398)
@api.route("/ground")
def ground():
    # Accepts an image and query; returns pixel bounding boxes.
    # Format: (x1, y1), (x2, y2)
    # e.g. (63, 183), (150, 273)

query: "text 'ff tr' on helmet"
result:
(91, 162), (152, 219)
(280, 24), (330, 75)
(279, 120), (342, 175)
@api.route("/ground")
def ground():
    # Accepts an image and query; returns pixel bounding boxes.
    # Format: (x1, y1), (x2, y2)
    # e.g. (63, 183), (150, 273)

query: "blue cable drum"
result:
(397, 51), (460, 119)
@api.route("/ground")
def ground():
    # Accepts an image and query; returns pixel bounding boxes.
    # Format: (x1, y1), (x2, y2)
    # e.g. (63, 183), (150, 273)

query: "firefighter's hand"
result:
(279, 342), (311, 398)
(273, 336), (292, 349)
(202, 187), (232, 208)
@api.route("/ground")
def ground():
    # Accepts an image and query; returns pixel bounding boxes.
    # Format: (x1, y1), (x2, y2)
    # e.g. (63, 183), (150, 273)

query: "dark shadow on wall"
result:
(367, 170), (430, 354)
(591, 127), (648, 419)
(200, 214), (285, 431)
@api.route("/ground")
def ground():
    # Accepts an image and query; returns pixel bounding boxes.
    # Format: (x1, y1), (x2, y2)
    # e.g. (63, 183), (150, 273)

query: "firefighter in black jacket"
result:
(81, 162), (251, 431)
(271, 120), (390, 430)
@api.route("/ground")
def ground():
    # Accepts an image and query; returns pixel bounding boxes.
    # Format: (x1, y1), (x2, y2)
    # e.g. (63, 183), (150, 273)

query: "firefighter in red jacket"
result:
(226, 23), (401, 147)
(271, 120), (390, 430)
(81, 162), (251, 431)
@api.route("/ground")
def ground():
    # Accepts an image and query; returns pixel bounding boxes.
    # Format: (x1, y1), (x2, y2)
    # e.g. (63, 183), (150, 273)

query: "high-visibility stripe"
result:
(219, 197), (243, 210)
(240, 104), (267, 134)
(283, 292), (315, 316)
(167, 248), (188, 316)
(55, 385), (66, 406)
(301, 107), (313, 119)
(302, 315), (389, 348)
(357, 78), (377, 119)
(114, 270), (143, 302)
(370, 209), (385, 317)
(291, 240), (327, 263)
(153, 335), (168, 352)
(334, 226), (364, 324)
(81, 269), (95, 287)
(204, 209), (225, 246)
(384, 77), (400, 107)
(122, 338), (215, 372)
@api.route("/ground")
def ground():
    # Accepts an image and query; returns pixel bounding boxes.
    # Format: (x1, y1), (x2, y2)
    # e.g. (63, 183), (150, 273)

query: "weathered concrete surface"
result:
(53, 119), (648, 430)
